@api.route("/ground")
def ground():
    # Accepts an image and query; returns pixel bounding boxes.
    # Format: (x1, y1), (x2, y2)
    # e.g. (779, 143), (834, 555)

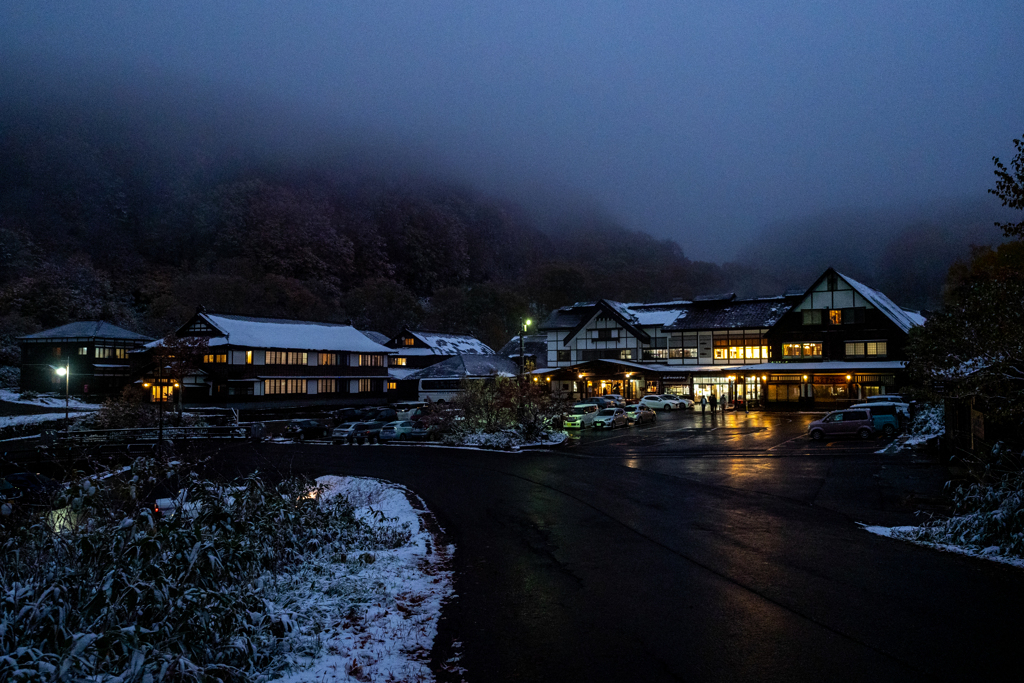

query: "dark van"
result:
(807, 409), (875, 441)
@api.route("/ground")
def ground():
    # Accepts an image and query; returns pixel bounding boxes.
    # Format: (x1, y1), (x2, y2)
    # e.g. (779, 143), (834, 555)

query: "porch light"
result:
(762, 375), (767, 381)
(802, 375), (808, 381)
(143, 382), (151, 388)
(845, 375), (852, 381)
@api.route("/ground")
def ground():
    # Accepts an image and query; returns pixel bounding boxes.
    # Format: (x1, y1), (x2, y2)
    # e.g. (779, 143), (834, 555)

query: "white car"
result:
(640, 395), (680, 410)
(863, 396), (912, 418)
(662, 395), (694, 409)
(564, 403), (599, 429)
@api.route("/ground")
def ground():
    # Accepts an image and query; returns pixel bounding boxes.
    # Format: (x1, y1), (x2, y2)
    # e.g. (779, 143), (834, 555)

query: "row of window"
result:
(52, 346), (130, 359)
(801, 307), (867, 326)
(263, 378), (387, 394)
(201, 351), (387, 366)
(563, 340), (887, 362)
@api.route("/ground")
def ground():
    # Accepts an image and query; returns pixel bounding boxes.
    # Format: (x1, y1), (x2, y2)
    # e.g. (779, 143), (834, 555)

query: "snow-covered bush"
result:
(900, 468), (1024, 559)
(0, 365), (18, 389)
(443, 376), (571, 448)
(0, 459), (411, 681)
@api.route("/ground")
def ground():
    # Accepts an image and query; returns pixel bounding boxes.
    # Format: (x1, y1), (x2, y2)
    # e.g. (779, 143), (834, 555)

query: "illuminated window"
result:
(358, 378), (383, 393)
(682, 348), (697, 359)
(393, 357), (407, 366)
(245, 350), (253, 364)
(96, 347), (128, 360)
(619, 349), (633, 360)
(78, 347), (88, 355)
(713, 338), (729, 359)
(845, 341), (887, 358)
(317, 379), (337, 394)
(643, 348), (668, 360)
(358, 354), (385, 367)
(829, 309), (842, 325)
(266, 351), (308, 365)
(319, 352), (340, 366)
(802, 343), (822, 357)
(264, 379), (306, 394)
(202, 354), (228, 364)
(388, 381), (397, 390)
(403, 338), (415, 346)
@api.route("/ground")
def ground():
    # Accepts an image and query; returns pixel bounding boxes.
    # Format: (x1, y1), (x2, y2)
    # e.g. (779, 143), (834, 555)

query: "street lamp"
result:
(519, 317), (532, 376)
(54, 361), (69, 434)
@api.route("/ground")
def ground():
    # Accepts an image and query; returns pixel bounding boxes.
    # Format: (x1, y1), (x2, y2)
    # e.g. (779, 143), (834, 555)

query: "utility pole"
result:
(519, 317), (532, 377)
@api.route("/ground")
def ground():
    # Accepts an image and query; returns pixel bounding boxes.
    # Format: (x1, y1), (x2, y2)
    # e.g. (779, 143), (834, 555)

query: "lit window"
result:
(388, 381), (397, 390)
(266, 351), (308, 365)
(264, 379), (306, 394)
(866, 341), (887, 356)
(619, 349), (632, 360)
(802, 343), (822, 357)
(319, 352), (339, 366)
(78, 347), (88, 355)
(829, 309), (842, 325)
(358, 354), (385, 367)
(403, 338), (415, 346)
(202, 354), (228, 364)
(358, 378), (382, 392)
(682, 348), (697, 359)
(393, 357), (407, 366)
(783, 343), (802, 357)
(317, 379), (337, 394)
(246, 350), (253, 364)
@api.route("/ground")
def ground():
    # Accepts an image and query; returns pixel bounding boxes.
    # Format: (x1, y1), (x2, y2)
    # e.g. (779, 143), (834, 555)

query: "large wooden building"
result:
(18, 321), (153, 396)
(536, 268), (925, 410)
(135, 311), (392, 409)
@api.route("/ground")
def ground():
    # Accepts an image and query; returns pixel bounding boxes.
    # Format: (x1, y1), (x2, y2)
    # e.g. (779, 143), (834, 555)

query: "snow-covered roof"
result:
(836, 272), (925, 333)
(193, 313), (391, 353)
(404, 354), (519, 381)
(18, 321), (152, 342)
(360, 330), (390, 345)
(407, 330), (494, 355)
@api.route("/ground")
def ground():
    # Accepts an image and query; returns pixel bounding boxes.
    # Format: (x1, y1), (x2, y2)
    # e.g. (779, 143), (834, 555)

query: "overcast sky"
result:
(2, 1), (1023, 262)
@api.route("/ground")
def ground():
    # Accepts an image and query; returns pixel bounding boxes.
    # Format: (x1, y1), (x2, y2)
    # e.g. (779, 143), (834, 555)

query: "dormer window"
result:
(403, 338), (415, 346)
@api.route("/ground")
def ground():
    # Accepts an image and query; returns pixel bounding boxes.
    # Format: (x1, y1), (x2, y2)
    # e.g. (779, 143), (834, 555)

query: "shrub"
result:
(0, 458), (409, 681)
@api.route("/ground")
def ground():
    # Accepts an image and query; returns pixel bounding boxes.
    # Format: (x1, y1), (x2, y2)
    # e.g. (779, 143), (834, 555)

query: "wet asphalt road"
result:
(206, 411), (1021, 683)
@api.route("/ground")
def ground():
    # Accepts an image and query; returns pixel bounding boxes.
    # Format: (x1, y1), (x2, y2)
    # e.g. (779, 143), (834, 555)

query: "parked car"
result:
(370, 407), (399, 422)
(592, 408), (628, 429)
(393, 402), (427, 420)
(380, 420), (416, 441)
(331, 422), (361, 444)
(332, 407), (363, 422)
(662, 395), (693, 409)
(863, 395), (913, 418)
(353, 421), (386, 444)
(600, 394), (627, 407)
(411, 419), (442, 442)
(807, 409), (875, 441)
(850, 403), (901, 437)
(564, 403), (600, 429)
(640, 395), (680, 410)
(625, 403), (657, 425)
(284, 419), (330, 441)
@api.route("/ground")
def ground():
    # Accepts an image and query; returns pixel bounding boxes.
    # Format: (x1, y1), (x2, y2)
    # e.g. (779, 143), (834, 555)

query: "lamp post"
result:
(519, 317), (532, 376)
(54, 360), (70, 435)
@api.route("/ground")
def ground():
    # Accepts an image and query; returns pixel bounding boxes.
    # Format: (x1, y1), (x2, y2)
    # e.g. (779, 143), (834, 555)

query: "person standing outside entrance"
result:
(700, 394), (707, 414)
(709, 393), (718, 414)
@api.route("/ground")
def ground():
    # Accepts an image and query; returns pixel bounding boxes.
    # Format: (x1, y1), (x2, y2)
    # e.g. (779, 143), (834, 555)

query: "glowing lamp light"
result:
(762, 375), (767, 381)
(846, 375), (852, 381)
(143, 383), (151, 388)
(802, 375), (808, 381)
(54, 367), (67, 377)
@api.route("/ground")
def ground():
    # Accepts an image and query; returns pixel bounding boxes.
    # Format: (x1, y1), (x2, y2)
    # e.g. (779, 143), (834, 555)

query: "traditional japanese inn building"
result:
(536, 268), (925, 411)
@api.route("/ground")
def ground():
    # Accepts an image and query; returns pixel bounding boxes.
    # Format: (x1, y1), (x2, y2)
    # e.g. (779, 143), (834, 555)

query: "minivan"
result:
(850, 403), (900, 437)
(564, 404), (600, 429)
(807, 409), (875, 441)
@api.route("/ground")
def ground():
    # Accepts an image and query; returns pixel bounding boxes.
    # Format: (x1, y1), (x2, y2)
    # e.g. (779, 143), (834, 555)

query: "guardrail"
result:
(41, 423), (266, 447)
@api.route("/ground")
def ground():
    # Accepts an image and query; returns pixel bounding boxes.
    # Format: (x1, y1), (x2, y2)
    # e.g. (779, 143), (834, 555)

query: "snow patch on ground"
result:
(877, 403), (944, 454)
(860, 524), (1024, 570)
(272, 475), (455, 683)
(0, 412), (91, 429)
(0, 388), (100, 411)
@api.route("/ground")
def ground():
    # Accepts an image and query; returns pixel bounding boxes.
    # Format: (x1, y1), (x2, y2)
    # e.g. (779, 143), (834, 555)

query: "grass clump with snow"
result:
(0, 460), (446, 682)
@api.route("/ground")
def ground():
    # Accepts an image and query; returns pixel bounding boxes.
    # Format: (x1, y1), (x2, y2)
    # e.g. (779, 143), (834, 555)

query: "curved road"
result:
(208, 422), (1022, 683)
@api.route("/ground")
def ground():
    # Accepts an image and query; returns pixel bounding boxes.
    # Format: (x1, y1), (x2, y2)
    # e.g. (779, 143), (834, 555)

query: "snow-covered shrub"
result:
(900, 465), (1024, 559)
(445, 376), (571, 447)
(0, 459), (411, 682)
(94, 385), (158, 429)
(0, 365), (18, 389)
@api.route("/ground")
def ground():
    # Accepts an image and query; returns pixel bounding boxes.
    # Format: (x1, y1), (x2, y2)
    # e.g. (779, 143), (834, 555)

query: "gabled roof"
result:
(560, 300), (651, 346)
(18, 321), (152, 342)
(179, 313), (391, 353)
(404, 354), (519, 380)
(360, 330), (390, 345)
(626, 302), (691, 327)
(401, 329), (494, 355)
(498, 334), (548, 367)
(663, 296), (796, 331)
(801, 269), (925, 334)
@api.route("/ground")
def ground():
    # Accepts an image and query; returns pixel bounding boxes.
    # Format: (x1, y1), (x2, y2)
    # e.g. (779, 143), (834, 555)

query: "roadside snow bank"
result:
(443, 429), (568, 451)
(0, 388), (100, 410)
(273, 475), (455, 683)
(877, 403), (944, 454)
(861, 524), (1024, 569)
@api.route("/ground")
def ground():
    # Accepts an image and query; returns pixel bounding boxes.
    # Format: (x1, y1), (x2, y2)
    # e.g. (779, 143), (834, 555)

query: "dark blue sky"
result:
(3, 1), (1022, 261)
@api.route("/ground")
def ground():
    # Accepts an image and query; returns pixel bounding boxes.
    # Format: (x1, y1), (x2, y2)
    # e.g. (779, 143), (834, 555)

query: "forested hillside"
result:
(0, 111), (741, 361)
